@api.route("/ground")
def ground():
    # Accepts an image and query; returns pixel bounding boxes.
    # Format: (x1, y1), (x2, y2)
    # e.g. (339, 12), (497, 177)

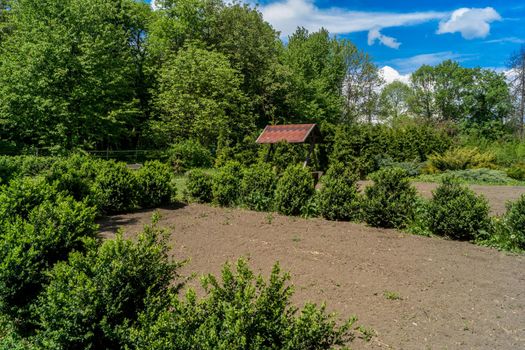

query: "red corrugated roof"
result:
(256, 124), (320, 144)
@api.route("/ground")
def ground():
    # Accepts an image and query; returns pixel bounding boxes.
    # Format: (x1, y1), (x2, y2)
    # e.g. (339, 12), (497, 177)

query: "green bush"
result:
(168, 139), (213, 173)
(186, 170), (213, 203)
(417, 168), (518, 185)
(493, 194), (525, 250)
(425, 177), (490, 240)
(425, 147), (496, 173)
(125, 259), (356, 350)
(212, 161), (242, 207)
(275, 164), (314, 216)
(362, 167), (418, 228)
(35, 225), (179, 349)
(506, 163), (525, 181)
(136, 161), (175, 208)
(0, 176), (57, 220)
(0, 156), (56, 185)
(318, 162), (361, 221)
(0, 197), (97, 326)
(240, 163), (277, 211)
(91, 160), (139, 214)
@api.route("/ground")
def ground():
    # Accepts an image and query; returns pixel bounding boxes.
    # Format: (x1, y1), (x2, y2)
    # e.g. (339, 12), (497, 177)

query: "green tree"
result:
(378, 81), (413, 123)
(409, 65), (437, 120)
(0, 0), (11, 46)
(151, 45), (252, 148)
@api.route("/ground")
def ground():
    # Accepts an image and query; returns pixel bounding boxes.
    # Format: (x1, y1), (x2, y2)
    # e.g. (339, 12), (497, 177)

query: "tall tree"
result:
(0, 0), (11, 46)
(409, 65), (437, 121)
(508, 45), (525, 136)
(378, 81), (413, 123)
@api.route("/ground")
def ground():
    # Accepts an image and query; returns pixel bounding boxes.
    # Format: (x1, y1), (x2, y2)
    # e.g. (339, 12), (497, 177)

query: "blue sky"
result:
(148, 1), (525, 77)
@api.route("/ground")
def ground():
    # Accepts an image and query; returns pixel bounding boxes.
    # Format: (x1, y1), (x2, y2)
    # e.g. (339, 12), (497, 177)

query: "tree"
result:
(151, 45), (253, 148)
(0, 0), (148, 150)
(0, 0), (11, 46)
(409, 65), (437, 120)
(508, 45), (525, 136)
(378, 81), (413, 123)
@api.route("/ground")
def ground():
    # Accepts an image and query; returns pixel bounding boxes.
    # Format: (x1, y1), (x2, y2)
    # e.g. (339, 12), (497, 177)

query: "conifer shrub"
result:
(425, 176), (490, 240)
(212, 161), (242, 207)
(425, 147), (496, 173)
(186, 169), (213, 203)
(240, 163), (277, 211)
(362, 167), (418, 228)
(136, 161), (175, 208)
(506, 163), (525, 181)
(318, 162), (361, 221)
(274, 164), (314, 216)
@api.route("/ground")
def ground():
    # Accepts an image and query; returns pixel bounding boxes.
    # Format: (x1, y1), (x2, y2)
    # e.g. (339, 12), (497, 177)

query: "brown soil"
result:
(99, 184), (525, 350)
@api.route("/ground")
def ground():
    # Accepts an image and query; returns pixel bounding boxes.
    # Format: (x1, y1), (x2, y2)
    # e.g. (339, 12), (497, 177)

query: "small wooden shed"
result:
(256, 124), (322, 167)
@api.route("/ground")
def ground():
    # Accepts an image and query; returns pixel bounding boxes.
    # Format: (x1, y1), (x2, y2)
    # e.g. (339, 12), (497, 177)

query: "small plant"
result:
(135, 160), (175, 208)
(384, 290), (402, 300)
(425, 176), (490, 241)
(265, 212), (274, 225)
(362, 167), (418, 228)
(357, 325), (376, 342)
(317, 162), (361, 221)
(168, 139), (213, 173)
(274, 164), (315, 216)
(186, 169), (213, 203)
(240, 163), (277, 211)
(212, 161), (242, 207)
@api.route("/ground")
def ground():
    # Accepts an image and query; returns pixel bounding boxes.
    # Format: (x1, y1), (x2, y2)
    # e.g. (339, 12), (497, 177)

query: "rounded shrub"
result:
(186, 169), (213, 203)
(425, 176), (490, 240)
(91, 160), (138, 214)
(168, 139), (213, 173)
(0, 176), (57, 220)
(274, 164), (314, 216)
(212, 161), (242, 207)
(240, 163), (277, 211)
(318, 162), (361, 221)
(362, 167), (418, 228)
(503, 194), (525, 249)
(135, 161), (175, 208)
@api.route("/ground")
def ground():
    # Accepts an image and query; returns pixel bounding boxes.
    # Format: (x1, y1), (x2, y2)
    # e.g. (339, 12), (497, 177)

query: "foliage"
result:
(186, 169), (213, 203)
(425, 177), (490, 240)
(240, 163), (277, 211)
(212, 161), (243, 207)
(0, 156), (56, 185)
(483, 195), (525, 251)
(376, 157), (423, 177)
(167, 139), (213, 173)
(35, 225), (180, 350)
(0, 176), (57, 220)
(125, 259), (356, 350)
(362, 167), (418, 228)
(507, 163), (525, 181)
(425, 147), (496, 173)
(91, 160), (139, 214)
(378, 81), (413, 123)
(317, 162), (361, 221)
(0, 196), (97, 328)
(136, 161), (175, 208)
(274, 164), (314, 216)
(417, 168), (522, 186)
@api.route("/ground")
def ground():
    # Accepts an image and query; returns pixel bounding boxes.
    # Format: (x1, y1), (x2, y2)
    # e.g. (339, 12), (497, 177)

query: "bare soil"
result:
(100, 183), (525, 349)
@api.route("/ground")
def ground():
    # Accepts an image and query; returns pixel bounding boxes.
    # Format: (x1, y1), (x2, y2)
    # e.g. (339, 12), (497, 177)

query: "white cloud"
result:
(485, 37), (525, 44)
(437, 7), (501, 39)
(259, 0), (447, 38)
(380, 66), (410, 85)
(368, 28), (401, 49)
(387, 51), (476, 73)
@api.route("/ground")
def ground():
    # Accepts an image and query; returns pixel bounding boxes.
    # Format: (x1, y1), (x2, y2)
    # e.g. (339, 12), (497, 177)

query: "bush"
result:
(186, 170), (213, 203)
(507, 163), (525, 181)
(91, 160), (139, 214)
(240, 163), (277, 211)
(425, 176), (490, 240)
(417, 168), (519, 185)
(362, 167), (418, 228)
(0, 197), (97, 327)
(168, 139), (213, 173)
(136, 161), (175, 208)
(0, 156), (56, 185)
(35, 224), (179, 349)
(275, 164), (314, 216)
(491, 194), (525, 251)
(425, 147), (496, 173)
(212, 161), (242, 207)
(0, 176), (57, 220)
(318, 162), (361, 221)
(125, 259), (356, 350)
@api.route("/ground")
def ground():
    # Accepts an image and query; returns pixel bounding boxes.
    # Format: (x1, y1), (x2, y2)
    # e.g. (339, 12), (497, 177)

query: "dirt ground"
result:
(100, 184), (525, 350)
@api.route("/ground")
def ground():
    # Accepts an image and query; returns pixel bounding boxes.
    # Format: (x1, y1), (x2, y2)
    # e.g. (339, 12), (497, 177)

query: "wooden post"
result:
(303, 137), (315, 168)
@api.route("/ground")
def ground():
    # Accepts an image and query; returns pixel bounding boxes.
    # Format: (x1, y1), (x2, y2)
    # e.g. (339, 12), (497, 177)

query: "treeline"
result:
(1, 0), (522, 154)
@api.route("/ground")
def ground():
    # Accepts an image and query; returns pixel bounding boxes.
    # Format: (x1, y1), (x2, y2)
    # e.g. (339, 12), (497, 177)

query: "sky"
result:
(148, 0), (525, 82)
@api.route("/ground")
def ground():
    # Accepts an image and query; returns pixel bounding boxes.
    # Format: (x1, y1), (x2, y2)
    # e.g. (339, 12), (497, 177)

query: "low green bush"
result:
(417, 168), (519, 185)
(275, 164), (314, 216)
(125, 259), (356, 350)
(91, 160), (139, 214)
(0, 176), (57, 220)
(506, 163), (525, 181)
(425, 147), (496, 173)
(362, 167), (418, 228)
(186, 170), (213, 203)
(212, 161), (242, 207)
(168, 139), (213, 173)
(0, 156), (56, 185)
(35, 225), (179, 349)
(136, 161), (175, 208)
(240, 163), (277, 211)
(318, 162), (361, 221)
(486, 194), (525, 251)
(425, 177), (490, 240)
